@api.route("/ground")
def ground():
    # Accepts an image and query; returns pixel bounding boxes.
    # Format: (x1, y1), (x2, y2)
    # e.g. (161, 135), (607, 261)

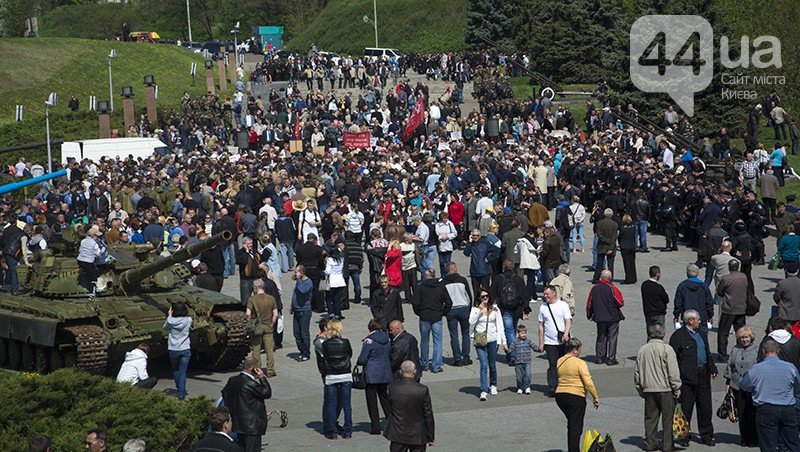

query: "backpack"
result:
(567, 205), (577, 228)
(498, 274), (519, 311)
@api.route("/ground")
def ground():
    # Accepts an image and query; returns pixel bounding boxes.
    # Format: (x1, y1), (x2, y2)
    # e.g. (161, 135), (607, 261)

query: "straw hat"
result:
(292, 199), (307, 211)
(86, 225), (102, 237)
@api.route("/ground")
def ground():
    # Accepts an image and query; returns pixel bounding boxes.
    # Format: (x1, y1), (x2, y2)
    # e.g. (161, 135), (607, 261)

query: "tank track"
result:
(64, 325), (108, 375)
(210, 311), (249, 370)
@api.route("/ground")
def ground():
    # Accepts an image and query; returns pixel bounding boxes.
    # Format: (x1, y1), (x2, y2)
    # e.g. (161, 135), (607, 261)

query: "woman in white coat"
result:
(516, 228), (541, 301)
(568, 196), (587, 253)
(324, 245), (348, 320)
(469, 287), (507, 401)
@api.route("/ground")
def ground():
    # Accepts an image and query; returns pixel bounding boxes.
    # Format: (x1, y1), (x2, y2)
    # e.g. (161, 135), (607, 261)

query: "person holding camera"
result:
(222, 355), (273, 452)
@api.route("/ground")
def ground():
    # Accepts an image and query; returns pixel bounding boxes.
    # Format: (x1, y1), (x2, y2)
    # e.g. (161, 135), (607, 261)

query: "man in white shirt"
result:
(661, 142), (675, 169)
(538, 285), (572, 396)
(259, 198), (278, 231)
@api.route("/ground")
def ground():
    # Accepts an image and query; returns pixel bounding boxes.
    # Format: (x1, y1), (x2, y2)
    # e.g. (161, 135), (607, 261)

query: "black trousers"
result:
(716, 313), (746, 359)
(592, 254), (615, 284)
(621, 250), (637, 283)
(664, 220), (678, 249)
(556, 392), (587, 452)
(680, 366), (714, 441)
(545, 344), (566, 393)
(595, 321), (619, 361)
(643, 391), (675, 451)
(764, 197), (777, 223)
(305, 266), (325, 312)
(237, 433), (262, 452)
(366, 383), (390, 433)
(77, 260), (99, 292)
(470, 275), (491, 299)
(390, 443), (426, 452)
(732, 388), (758, 445)
(134, 377), (158, 389)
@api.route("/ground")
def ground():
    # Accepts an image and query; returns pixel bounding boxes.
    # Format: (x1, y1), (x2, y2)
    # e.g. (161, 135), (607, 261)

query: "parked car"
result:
(274, 50), (300, 60)
(364, 47), (400, 62)
(318, 51), (342, 66)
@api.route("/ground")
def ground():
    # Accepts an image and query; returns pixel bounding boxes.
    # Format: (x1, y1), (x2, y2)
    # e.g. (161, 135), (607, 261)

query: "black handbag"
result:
(351, 364), (366, 390)
(716, 388), (739, 422)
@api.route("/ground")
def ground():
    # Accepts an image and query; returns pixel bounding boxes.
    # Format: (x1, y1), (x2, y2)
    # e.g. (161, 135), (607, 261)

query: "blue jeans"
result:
(293, 310), (312, 359)
(571, 224), (585, 251)
(758, 403), (800, 452)
(278, 241), (295, 272)
(515, 363), (531, 390)
(327, 286), (345, 318)
(168, 349), (191, 400)
(561, 233), (570, 263)
(323, 382), (353, 437)
(223, 243), (236, 277)
(5, 256), (18, 293)
(476, 341), (498, 393)
(591, 235), (599, 267)
(348, 271), (362, 303)
(634, 220), (648, 250)
(704, 265), (715, 290)
(419, 245), (437, 279)
(419, 319), (443, 371)
(438, 251), (452, 277)
(501, 310), (519, 362)
(446, 306), (470, 361)
(524, 269), (537, 300)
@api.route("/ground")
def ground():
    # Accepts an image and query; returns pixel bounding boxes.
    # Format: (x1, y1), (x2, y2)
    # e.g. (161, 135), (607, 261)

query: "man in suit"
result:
(193, 408), (243, 451)
(669, 309), (718, 447)
(221, 356), (273, 452)
(384, 361), (435, 451)
(593, 208), (619, 284)
(641, 266), (669, 341)
(709, 240), (735, 291)
(716, 259), (748, 362)
(389, 320), (421, 381)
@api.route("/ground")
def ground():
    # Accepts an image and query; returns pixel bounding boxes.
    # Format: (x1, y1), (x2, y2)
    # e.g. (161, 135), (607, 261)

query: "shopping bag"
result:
(673, 404), (691, 440)
(587, 433), (616, 452)
(768, 252), (781, 270)
(276, 315), (284, 334)
(582, 429), (600, 452)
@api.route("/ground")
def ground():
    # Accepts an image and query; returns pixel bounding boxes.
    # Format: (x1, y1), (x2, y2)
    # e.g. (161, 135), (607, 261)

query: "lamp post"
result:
(108, 49), (117, 111)
(230, 21), (240, 67)
(45, 92), (57, 174)
(185, 0), (193, 44)
(362, 0), (378, 48)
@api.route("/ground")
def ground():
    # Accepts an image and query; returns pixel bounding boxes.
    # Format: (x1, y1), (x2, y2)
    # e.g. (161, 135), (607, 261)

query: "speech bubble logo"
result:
(630, 15), (713, 116)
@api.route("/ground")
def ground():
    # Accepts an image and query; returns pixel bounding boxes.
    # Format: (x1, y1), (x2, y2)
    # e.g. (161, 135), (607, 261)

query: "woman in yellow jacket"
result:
(555, 338), (600, 452)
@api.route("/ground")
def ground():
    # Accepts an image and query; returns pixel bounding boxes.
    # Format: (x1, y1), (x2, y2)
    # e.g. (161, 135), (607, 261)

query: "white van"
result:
(61, 137), (171, 164)
(364, 47), (400, 62)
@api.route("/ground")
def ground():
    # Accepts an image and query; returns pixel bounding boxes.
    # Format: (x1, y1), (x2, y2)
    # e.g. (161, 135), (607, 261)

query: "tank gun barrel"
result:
(118, 230), (232, 292)
(0, 169), (66, 195)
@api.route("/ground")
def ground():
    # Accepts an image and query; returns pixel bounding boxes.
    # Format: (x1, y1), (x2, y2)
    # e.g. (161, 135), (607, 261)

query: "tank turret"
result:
(117, 230), (231, 293)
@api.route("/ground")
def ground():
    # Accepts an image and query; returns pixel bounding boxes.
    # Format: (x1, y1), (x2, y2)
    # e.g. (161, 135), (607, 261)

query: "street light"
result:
(362, 0), (378, 47)
(185, 0), (193, 44)
(230, 21), (240, 67)
(108, 49), (117, 111)
(45, 92), (57, 174)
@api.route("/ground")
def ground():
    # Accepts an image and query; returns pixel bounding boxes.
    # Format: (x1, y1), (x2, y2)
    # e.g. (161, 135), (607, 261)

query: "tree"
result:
(465, 0), (520, 50)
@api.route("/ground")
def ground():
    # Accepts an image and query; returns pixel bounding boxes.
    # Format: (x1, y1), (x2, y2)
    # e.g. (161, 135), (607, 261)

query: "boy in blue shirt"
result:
(509, 324), (536, 394)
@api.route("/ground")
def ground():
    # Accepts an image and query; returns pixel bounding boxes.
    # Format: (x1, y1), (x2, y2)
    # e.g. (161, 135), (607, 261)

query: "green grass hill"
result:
(286, 0), (469, 55)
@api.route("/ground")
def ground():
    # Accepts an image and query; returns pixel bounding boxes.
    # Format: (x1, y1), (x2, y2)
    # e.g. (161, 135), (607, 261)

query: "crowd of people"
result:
(12, 44), (800, 451)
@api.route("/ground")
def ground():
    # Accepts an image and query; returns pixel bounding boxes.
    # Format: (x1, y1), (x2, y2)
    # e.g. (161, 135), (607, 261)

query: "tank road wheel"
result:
(35, 347), (48, 374)
(49, 348), (64, 371)
(7, 340), (21, 370)
(0, 338), (7, 367)
(21, 343), (35, 372)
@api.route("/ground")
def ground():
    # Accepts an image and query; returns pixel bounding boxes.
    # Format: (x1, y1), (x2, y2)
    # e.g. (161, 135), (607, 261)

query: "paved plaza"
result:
(146, 225), (781, 451)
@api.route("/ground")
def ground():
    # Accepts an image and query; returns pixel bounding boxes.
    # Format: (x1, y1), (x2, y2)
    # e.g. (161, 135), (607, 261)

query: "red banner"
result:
(343, 131), (371, 148)
(403, 94), (425, 141)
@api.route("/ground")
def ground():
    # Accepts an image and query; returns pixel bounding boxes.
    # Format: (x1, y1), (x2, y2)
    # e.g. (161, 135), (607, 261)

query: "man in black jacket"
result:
(372, 275), (404, 327)
(411, 269), (452, 373)
(221, 356), (272, 452)
(294, 233), (326, 312)
(490, 260), (530, 365)
(673, 264), (714, 334)
(212, 208), (238, 277)
(641, 266), (669, 341)
(192, 408), (243, 451)
(384, 360), (435, 451)
(236, 237), (261, 304)
(586, 270), (625, 365)
(389, 320), (421, 381)
(669, 309), (718, 447)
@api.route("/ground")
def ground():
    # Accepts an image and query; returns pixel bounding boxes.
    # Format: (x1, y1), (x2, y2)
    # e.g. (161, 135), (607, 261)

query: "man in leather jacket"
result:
(221, 356), (272, 452)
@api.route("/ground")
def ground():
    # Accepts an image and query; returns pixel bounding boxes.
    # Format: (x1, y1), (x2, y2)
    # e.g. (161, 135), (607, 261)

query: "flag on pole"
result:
(293, 118), (302, 140)
(402, 94), (425, 141)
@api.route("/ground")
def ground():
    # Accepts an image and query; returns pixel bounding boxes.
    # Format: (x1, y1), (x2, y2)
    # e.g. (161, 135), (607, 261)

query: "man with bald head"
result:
(388, 320), (421, 381)
(384, 360), (435, 451)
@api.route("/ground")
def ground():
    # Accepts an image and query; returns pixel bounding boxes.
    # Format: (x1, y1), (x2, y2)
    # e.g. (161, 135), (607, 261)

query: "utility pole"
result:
(186, 0), (193, 44)
(373, 0), (378, 47)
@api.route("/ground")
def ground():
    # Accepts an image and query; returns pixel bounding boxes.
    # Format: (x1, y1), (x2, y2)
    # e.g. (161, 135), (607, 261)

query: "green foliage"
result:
(286, 0), (470, 55)
(0, 369), (213, 451)
(465, 0), (520, 50)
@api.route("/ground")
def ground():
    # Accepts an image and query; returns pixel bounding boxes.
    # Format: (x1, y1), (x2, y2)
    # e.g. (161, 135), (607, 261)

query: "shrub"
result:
(0, 369), (213, 451)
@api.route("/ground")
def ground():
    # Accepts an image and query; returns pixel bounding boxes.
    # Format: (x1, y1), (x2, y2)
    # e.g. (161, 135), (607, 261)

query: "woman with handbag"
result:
(723, 326), (759, 447)
(356, 319), (394, 435)
(555, 338), (600, 452)
(316, 319), (353, 440)
(324, 245), (348, 320)
(469, 287), (508, 401)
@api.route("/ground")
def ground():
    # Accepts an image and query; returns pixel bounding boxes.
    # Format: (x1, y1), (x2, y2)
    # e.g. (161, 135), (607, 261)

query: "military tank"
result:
(0, 229), (249, 375)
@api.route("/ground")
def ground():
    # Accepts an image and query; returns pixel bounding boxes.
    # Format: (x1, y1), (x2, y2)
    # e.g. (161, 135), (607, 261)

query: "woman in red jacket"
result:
(384, 240), (403, 289)
(447, 193), (465, 248)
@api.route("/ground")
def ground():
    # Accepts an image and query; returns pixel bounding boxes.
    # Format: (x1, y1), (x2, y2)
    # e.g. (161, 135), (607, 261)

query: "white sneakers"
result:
(490, 386), (498, 395)
(479, 392), (487, 401)
(516, 389), (523, 394)
(525, 387), (531, 394)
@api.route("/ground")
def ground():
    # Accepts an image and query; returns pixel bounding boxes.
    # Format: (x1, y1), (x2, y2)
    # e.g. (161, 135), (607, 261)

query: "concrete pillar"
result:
(228, 53), (238, 86)
(145, 85), (157, 124)
(218, 59), (227, 92)
(123, 97), (135, 131)
(206, 67), (215, 95)
(99, 113), (111, 139)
